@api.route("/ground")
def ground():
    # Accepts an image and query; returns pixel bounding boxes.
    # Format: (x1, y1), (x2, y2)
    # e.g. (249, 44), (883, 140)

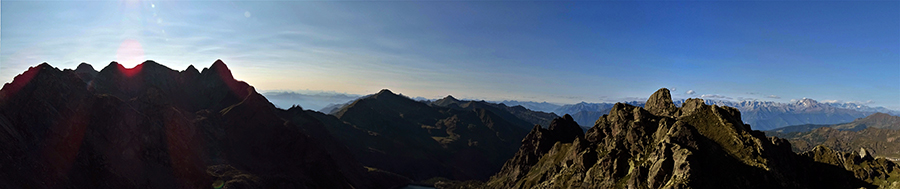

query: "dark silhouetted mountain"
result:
(69, 62), (99, 83)
(478, 88), (897, 189)
(431, 95), (462, 107)
(429, 95), (559, 129)
(320, 101), (350, 114)
(324, 89), (533, 182)
(0, 61), (408, 189)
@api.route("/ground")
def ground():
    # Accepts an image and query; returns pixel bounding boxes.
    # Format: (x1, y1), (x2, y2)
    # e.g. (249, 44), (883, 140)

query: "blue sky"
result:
(2, 1), (898, 109)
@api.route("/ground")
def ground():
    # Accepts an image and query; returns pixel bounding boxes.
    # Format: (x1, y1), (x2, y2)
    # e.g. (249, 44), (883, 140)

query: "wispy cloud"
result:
(736, 97), (758, 101)
(767, 95), (780, 99)
(686, 90), (696, 95)
(700, 94), (732, 100)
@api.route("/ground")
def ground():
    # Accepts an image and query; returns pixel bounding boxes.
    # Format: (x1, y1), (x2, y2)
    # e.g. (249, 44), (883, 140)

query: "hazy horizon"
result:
(2, 1), (898, 109)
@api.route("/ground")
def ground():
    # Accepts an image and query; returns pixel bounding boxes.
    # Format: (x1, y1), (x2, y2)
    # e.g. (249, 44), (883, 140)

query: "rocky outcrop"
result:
(484, 88), (894, 189)
(485, 115), (583, 188)
(645, 88), (678, 117)
(801, 146), (900, 187)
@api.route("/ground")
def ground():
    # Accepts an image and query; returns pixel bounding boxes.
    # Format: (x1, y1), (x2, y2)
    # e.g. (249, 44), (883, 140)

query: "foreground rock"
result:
(482, 88), (899, 189)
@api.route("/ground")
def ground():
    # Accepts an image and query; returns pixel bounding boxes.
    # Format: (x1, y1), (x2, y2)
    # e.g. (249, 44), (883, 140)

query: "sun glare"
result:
(116, 39), (145, 68)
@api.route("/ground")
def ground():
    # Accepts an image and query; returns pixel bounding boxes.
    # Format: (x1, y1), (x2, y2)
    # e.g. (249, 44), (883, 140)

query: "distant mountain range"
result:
(547, 99), (898, 131)
(269, 92), (899, 132)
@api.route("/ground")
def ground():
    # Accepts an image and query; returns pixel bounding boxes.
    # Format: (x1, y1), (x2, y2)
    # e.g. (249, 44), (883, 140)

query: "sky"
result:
(2, 1), (898, 109)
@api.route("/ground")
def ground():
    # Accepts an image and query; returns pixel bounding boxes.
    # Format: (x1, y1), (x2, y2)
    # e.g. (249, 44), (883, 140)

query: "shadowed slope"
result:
(327, 89), (532, 181)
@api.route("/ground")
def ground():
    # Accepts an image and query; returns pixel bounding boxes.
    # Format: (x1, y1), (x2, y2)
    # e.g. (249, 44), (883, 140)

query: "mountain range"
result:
(3, 61), (899, 189)
(0, 61), (409, 188)
(288, 93), (898, 132)
(313, 91), (570, 183)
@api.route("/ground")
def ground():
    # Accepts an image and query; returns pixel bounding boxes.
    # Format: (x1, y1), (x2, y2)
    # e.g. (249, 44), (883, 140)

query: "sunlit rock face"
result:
(482, 88), (899, 189)
(0, 61), (409, 189)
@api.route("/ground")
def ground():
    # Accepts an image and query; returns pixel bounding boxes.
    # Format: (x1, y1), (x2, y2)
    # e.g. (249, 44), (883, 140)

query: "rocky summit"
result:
(482, 88), (900, 189)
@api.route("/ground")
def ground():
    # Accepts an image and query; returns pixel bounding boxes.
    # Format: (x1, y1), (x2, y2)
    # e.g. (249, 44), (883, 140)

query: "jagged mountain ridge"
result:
(480, 88), (899, 189)
(0, 61), (408, 188)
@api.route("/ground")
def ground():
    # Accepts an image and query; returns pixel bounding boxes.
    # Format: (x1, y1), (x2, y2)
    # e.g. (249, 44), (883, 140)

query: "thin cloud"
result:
(767, 95), (781, 99)
(737, 97), (758, 101)
(700, 94), (733, 100)
(686, 90), (696, 95)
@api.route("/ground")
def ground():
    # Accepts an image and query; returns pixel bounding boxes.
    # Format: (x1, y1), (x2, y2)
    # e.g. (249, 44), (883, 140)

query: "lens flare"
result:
(213, 180), (225, 189)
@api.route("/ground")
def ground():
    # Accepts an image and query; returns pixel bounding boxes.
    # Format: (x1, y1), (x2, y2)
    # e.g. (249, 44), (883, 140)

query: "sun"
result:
(116, 39), (145, 68)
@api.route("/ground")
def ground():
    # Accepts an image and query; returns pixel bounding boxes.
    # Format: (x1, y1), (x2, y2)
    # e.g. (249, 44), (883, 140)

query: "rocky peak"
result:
(1, 63), (58, 98)
(373, 89), (398, 99)
(431, 95), (462, 107)
(859, 148), (874, 161)
(444, 95), (458, 101)
(72, 63), (99, 83)
(97, 61), (136, 77)
(202, 59), (235, 81)
(645, 88), (678, 117)
(795, 98), (821, 107)
(488, 115), (586, 186)
(184, 65), (200, 74)
(547, 114), (584, 139)
(181, 65), (201, 79)
(75, 63), (96, 73)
